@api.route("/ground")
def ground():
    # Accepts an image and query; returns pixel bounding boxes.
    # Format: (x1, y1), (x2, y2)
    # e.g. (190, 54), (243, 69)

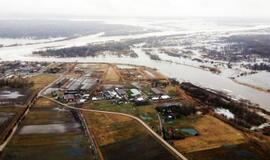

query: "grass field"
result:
(28, 74), (57, 90)
(82, 112), (177, 160)
(84, 101), (160, 131)
(87, 101), (136, 115)
(172, 115), (246, 153)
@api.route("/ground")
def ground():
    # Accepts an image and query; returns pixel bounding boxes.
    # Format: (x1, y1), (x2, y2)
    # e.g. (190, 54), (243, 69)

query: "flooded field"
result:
(236, 71), (270, 90)
(0, 89), (31, 105)
(0, 107), (24, 144)
(0, 112), (14, 125)
(1, 98), (91, 160)
(19, 123), (81, 135)
(83, 112), (177, 160)
(0, 91), (24, 99)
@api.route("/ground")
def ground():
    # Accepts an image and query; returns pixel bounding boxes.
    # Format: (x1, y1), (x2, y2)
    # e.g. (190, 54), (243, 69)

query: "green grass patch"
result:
(163, 115), (201, 128)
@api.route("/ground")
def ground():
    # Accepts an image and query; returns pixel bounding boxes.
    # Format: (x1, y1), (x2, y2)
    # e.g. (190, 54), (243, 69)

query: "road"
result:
(0, 69), (188, 160)
(0, 75), (64, 152)
(79, 111), (103, 160)
(157, 113), (164, 138)
(41, 95), (188, 160)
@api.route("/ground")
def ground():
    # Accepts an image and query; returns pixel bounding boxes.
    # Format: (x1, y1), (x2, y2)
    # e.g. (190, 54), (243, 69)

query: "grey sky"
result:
(0, 0), (269, 18)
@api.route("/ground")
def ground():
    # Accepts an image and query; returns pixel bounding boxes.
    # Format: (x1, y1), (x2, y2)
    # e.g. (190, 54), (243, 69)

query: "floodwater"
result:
(236, 71), (270, 90)
(19, 123), (81, 134)
(0, 91), (24, 99)
(0, 25), (270, 111)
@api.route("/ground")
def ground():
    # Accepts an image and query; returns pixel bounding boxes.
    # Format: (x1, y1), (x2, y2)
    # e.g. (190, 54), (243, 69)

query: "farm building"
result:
(65, 76), (97, 94)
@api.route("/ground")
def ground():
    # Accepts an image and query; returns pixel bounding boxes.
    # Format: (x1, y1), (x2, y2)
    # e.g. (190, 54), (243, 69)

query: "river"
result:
(0, 30), (269, 111)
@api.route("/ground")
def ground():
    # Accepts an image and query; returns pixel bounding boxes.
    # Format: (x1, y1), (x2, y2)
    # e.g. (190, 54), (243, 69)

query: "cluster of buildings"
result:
(0, 61), (46, 79)
(63, 75), (98, 103)
(156, 103), (184, 121)
(92, 87), (142, 104)
(91, 85), (172, 106)
(156, 103), (199, 140)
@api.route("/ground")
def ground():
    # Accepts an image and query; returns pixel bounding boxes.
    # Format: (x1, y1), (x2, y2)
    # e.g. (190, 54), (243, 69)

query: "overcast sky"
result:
(0, 0), (270, 18)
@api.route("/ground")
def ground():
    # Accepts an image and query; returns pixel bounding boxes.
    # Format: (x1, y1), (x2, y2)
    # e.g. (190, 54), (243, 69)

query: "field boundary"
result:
(42, 95), (188, 160)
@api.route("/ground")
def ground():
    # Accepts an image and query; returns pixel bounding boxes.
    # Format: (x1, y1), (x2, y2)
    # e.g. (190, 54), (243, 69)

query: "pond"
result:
(180, 128), (199, 136)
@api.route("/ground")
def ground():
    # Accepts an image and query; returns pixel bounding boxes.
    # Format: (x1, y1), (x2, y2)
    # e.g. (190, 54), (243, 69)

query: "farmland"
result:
(28, 74), (58, 90)
(0, 61), (269, 160)
(171, 115), (246, 153)
(83, 101), (160, 132)
(0, 98), (91, 160)
(186, 141), (270, 160)
(82, 111), (177, 160)
(0, 73), (57, 145)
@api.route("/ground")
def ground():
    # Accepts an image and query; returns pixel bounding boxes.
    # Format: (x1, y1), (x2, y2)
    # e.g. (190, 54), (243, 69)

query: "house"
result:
(151, 88), (164, 95)
(151, 96), (160, 101)
(130, 88), (141, 97)
(134, 97), (150, 106)
(160, 95), (171, 100)
(82, 94), (90, 99)
(64, 94), (75, 102)
(103, 90), (120, 99)
(92, 97), (100, 101)
(114, 88), (126, 96)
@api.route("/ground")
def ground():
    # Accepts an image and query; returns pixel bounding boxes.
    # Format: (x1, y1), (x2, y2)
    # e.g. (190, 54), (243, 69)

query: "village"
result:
(0, 61), (269, 160)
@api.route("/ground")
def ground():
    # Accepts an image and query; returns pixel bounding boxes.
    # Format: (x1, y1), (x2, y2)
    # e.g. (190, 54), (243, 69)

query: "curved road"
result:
(41, 95), (188, 160)
(0, 70), (188, 160)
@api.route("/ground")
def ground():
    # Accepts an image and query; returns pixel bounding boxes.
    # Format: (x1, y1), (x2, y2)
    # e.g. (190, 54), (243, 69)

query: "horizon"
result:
(0, 0), (270, 19)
